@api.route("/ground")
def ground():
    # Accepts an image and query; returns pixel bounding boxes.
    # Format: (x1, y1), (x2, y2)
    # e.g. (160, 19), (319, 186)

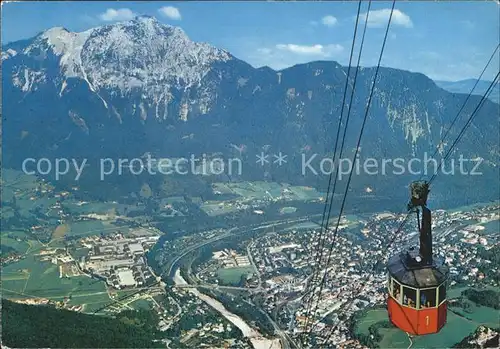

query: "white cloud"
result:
(321, 15), (338, 27)
(99, 8), (136, 22)
(252, 43), (345, 70)
(276, 44), (323, 55)
(158, 6), (182, 20)
(359, 9), (413, 28)
(275, 43), (343, 57)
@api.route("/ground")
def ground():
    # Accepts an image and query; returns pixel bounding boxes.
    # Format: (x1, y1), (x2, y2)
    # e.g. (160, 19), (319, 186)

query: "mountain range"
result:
(2, 16), (499, 207)
(435, 79), (499, 104)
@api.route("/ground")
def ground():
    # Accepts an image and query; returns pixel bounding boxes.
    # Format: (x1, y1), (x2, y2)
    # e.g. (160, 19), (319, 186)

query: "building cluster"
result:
(157, 202), (498, 347)
(193, 248), (258, 286)
(10, 296), (84, 312)
(233, 204), (499, 346)
(265, 274), (302, 292)
(79, 233), (159, 289)
(212, 249), (251, 268)
(1, 251), (24, 265)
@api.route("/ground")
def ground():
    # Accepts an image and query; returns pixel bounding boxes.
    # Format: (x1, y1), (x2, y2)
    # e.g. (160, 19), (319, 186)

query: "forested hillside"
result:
(1, 299), (163, 348)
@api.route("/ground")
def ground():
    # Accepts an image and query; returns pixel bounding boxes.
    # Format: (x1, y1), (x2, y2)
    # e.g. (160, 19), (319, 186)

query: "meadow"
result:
(216, 266), (255, 286)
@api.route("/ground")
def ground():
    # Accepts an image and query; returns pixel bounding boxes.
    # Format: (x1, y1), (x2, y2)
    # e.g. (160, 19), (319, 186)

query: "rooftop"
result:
(128, 243), (144, 254)
(118, 270), (136, 286)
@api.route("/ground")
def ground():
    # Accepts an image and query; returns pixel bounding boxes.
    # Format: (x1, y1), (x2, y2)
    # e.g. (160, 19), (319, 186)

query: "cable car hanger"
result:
(386, 181), (449, 335)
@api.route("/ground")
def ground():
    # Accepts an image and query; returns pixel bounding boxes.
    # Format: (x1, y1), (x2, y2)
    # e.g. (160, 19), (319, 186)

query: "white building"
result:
(118, 270), (136, 287)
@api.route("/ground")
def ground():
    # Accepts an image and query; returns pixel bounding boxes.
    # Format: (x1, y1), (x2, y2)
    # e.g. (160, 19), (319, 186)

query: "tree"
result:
(1, 300), (162, 348)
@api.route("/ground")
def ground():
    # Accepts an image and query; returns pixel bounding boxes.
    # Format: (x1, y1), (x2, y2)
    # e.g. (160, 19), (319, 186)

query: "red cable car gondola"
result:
(387, 181), (449, 335)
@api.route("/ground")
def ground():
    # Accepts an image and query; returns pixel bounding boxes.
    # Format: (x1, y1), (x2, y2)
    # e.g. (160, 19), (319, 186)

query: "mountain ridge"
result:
(434, 79), (499, 104)
(2, 17), (499, 205)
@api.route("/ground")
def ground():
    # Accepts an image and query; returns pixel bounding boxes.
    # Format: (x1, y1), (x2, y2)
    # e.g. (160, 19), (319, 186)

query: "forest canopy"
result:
(1, 299), (163, 348)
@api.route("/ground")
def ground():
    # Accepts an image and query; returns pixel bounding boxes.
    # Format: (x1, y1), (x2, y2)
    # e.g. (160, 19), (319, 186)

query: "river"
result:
(173, 269), (281, 349)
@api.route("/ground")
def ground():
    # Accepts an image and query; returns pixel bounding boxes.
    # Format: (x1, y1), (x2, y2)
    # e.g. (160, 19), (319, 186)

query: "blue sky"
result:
(2, 1), (499, 81)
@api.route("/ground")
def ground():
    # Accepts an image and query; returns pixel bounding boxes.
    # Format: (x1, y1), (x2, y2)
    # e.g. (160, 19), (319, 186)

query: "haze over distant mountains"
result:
(434, 79), (499, 104)
(2, 16), (499, 206)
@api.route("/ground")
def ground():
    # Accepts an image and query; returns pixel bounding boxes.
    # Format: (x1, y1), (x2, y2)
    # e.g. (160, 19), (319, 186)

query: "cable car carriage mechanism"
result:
(387, 181), (449, 335)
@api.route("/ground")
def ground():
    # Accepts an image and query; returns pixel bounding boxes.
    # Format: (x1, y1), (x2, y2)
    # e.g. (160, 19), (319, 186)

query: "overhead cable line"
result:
(304, 0), (396, 343)
(316, 0), (396, 316)
(307, 0), (363, 288)
(304, 1), (373, 340)
(301, 0), (364, 338)
(390, 47), (499, 250)
(429, 72), (499, 183)
(317, 68), (500, 347)
(422, 44), (499, 177)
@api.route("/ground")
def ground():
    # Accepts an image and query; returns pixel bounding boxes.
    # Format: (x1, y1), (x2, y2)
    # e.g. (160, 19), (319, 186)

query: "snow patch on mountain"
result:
(12, 68), (47, 92)
(401, 104), (425, 144)
(43, 27), (92, 77)
(80, 16), (232, 94)
(8, 16), (232, 99)
(387, 102), (426, 152)
(1, 48), (17, 61)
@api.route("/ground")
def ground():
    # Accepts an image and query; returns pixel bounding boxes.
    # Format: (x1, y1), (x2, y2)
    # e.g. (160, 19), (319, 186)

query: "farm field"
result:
(480, 219), (499, 236)
(129, 298), (154, 310)
(355, 309), (388, 335)
(280, 207), (297, 214)
(2, 255), (107, 298)
(1, 169), (163, 318)
(202, 181), (324, 216)
(1, 235), (31, 254)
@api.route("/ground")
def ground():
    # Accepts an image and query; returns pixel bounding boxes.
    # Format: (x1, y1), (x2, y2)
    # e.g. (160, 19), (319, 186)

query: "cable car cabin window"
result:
(402, 286), (417, 308)
(392, 279), (401, 303)
(419, 288), (437, 308)
(387, 274), (392, 293)
(438, 283), (446, 305)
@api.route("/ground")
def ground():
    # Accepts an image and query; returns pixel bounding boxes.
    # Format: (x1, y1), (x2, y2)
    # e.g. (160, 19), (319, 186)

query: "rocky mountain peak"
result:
(4, 17), (233, 95)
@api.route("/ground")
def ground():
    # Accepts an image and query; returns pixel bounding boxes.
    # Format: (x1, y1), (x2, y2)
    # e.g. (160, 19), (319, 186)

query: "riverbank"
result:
(173, 269), (281, 349)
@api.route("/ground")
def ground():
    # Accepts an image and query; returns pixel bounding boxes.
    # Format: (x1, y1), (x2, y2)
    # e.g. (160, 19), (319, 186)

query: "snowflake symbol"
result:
(256, 152), (269, 166)
(273, 152), (287, 166)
